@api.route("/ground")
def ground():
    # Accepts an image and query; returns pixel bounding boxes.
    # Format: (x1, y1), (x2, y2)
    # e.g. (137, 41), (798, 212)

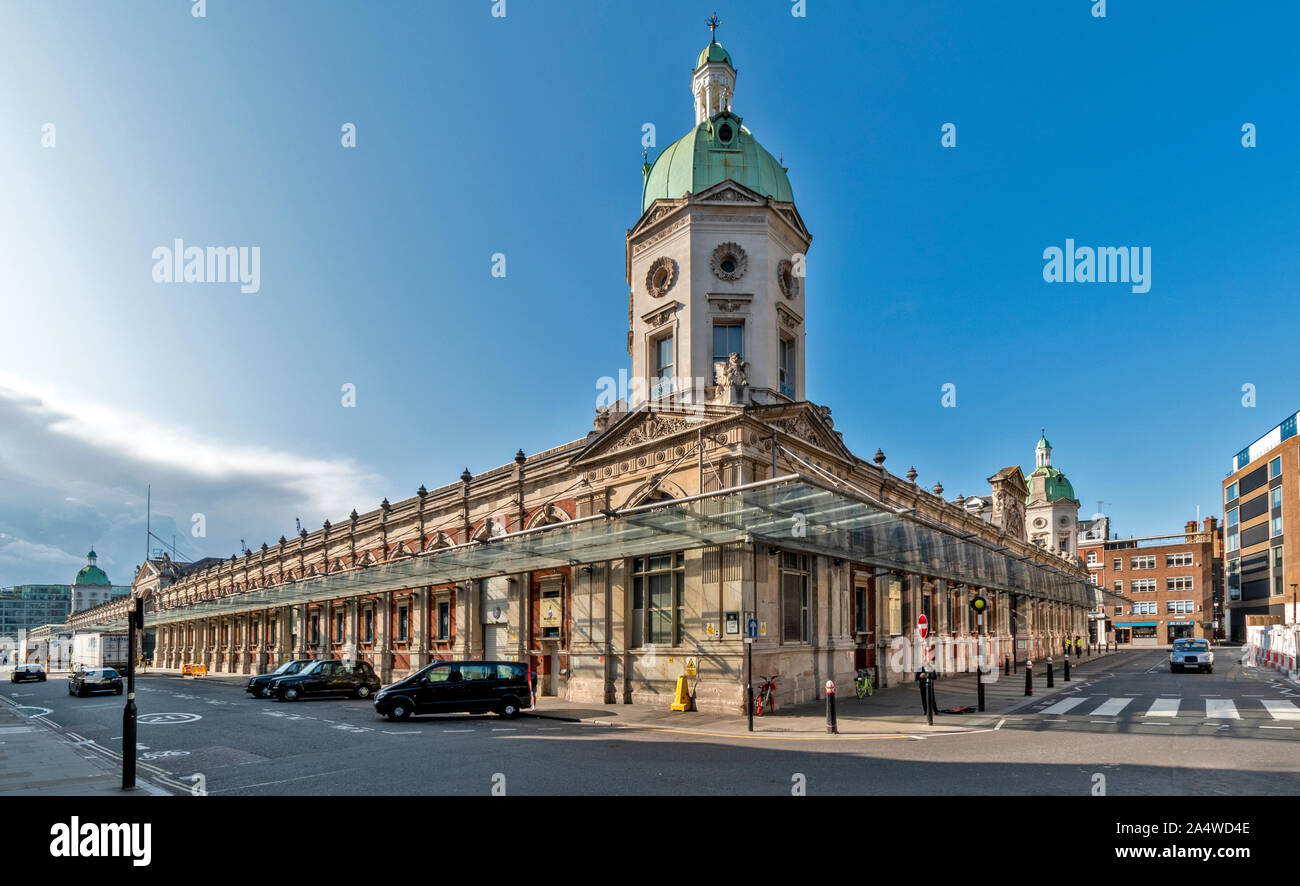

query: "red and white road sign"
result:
(917, 614), (929, 639)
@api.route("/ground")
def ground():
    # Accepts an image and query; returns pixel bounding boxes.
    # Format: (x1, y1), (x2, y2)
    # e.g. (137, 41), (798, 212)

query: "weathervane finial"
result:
(706, 12), (722, 42)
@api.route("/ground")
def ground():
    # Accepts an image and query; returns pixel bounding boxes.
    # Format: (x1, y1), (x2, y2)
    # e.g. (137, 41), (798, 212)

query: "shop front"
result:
(1167, 620), (1196, 642)
(1115, 621), (1157, 647)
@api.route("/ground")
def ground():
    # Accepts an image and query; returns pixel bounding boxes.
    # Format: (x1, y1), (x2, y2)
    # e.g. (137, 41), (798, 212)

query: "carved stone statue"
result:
(710, 352), (750, 405)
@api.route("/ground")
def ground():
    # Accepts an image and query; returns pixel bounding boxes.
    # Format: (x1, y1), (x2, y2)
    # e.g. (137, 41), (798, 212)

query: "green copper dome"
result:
(1026, 466), (1075, 504)
(74, 564), (111, 586)
(697, 41), (733, 69)
(641, 113), (793, 215)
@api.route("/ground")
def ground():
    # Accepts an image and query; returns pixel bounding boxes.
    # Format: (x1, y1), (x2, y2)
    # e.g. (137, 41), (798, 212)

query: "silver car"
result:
(1170, 638), (1214, 673)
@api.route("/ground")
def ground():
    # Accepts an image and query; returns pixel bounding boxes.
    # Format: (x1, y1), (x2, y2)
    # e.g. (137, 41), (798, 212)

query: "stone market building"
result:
(68, 34), (1105, 714)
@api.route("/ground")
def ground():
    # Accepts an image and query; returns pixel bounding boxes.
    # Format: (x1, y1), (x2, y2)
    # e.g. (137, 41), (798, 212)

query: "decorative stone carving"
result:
(710, 242), (748, 282)
(710, 353), (750, 405)
(767, 414), (821, 446)
(645, 256), (678, 298)
(644, 305), (677, 327)
(778, 258), (800, 299)
(633, 216), (689, 255)
(712, 299), (748, 313)
(612, 415), (697, 450)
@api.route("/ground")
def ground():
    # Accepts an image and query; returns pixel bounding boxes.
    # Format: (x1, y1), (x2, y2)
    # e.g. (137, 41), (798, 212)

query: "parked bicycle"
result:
(754, 674), (778, 715)
(854, 668), (874, 699)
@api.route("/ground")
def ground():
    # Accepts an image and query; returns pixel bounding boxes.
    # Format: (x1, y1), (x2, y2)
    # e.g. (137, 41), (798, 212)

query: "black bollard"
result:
(1064, 653), (1071, 682)
(1004, 654), (1011, 676)
(1046, 656), (1055, 688)
(927, 672), (936, 725)
(977, 664), (986, 712)
(918, 670), (929, 715)
(1024, 659), (1033, 696)
(825, 680), (838, 735)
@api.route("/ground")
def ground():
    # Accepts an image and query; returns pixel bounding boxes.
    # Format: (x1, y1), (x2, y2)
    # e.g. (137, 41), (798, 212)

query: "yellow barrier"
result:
(669, 675), (693, 712)
(182, 664), (208, 677)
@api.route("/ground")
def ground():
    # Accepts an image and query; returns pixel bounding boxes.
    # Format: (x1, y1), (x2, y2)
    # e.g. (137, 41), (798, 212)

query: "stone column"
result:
(295, 604), (309, 659)
(411, 587), (428, 669)
(376, 591), (393, 682)
(347, 598), (359, 665)
(317, 605), (330, 660)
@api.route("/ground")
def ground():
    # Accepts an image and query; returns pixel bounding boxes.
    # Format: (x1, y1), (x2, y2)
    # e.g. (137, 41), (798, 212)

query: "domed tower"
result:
(1025, 432), (1081, 555)
(628, 22), (811, 408)
(72, 548), (113, 612)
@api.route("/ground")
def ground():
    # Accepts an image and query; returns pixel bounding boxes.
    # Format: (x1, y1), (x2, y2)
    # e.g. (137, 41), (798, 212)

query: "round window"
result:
(718, 123), (733, 143)
(720, 257), (737, 274)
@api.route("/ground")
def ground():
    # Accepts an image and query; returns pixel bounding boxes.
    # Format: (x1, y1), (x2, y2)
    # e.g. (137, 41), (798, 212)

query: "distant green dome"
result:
(641, 113), (793, 215)
(1027, 466), (1075, 504)
(74, 565), (111, 587)
(697, 41), (733, 69)
(1037, 435), (1051, 450)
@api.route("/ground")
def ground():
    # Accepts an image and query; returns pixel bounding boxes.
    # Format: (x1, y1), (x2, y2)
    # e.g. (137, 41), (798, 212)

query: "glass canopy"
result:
(82, 475), (1113, 632)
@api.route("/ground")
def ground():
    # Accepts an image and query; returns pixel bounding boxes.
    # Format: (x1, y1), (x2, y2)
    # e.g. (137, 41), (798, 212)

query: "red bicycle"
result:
(754, 674), (778, 715)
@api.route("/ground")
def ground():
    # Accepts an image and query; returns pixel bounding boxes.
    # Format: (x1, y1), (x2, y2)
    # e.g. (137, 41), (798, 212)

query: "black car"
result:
(270, 659), (381, 701)
(246, 658), (314, 698)
(10, 664), (46, 683)
(374, 660), (531, 721)
(69, 668), (123, 696)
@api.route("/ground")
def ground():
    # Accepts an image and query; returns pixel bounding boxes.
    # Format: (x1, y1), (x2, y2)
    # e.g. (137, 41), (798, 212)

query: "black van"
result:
(373, 660), (530, 721)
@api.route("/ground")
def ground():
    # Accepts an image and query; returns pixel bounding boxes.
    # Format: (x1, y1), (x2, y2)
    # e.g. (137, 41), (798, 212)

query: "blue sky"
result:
(1, 0), (1297, 586)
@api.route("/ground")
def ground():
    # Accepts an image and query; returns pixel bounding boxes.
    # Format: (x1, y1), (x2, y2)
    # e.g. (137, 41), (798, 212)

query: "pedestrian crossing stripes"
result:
(1034, 696), (1300, 721)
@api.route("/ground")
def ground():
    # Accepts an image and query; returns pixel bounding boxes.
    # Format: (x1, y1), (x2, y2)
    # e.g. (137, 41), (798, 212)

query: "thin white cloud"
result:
(0, 371), (386, 586)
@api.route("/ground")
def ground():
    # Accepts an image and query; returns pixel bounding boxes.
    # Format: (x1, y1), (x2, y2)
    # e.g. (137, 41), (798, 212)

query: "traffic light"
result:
(969, 595), (988, 614)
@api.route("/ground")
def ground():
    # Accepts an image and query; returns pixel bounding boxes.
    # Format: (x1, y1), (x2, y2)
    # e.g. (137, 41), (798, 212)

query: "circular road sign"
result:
(917, 614), (929, 639)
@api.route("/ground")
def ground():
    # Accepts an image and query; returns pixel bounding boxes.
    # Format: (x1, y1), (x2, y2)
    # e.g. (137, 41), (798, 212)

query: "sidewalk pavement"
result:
(528, 648), (1133, 738)
(0, 697), (163, 796)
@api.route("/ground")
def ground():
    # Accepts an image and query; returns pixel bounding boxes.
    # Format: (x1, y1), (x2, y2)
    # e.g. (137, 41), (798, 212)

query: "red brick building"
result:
(1080, 518), (1220, 646)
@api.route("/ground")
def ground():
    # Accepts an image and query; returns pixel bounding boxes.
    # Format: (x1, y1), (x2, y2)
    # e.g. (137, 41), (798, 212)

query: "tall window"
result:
(1086, 551), (1098, 565)
(1113, 558), (1122, 571)
(780, 552), (810, 644)
(309, 614), (320, 645)
(1226, 482), (1238, 502)
(631, 553), (685, 646)
(854, 585), (867, 634)
(779, 337), (795, 398)
(1272, 487), (1283, 510)
(1272, 546), (1284, 596)
(363, 609), (374, 643)
(888, 577), (903, 636)
(1273, 514), (1284, 537)
(397, 604), (410, 642)
(335, 611), (345, 643)
(653, 334), (674, 398)
(1227, 557), (1241, 601)
(712, 322), (744, 365)
(1270, 456), (1282, 479)
(437, 601), (451, 640)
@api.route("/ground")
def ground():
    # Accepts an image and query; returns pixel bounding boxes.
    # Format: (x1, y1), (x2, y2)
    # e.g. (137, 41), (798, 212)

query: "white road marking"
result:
(443, 729), (473, 733)
(994, 718), (1006, 730)
(1144, 698), (1180, 717)
(1092, 698), (1133, 716)
(1040, 697), (1089, 716)
(1090, 720), (1119, 725)
(1206, 699), (1240, 719)
(1261, 700), (1300, 721)
(1260, 725), (1295, 730)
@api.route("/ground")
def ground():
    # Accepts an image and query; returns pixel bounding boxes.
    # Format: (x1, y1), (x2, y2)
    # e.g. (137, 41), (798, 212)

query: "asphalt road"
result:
(7, 650), (1298, 795)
